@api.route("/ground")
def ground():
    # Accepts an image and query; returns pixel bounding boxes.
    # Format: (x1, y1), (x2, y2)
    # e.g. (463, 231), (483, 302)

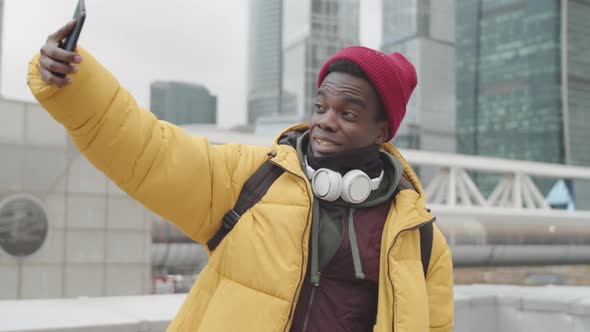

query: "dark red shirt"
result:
(290, 201), (391, 332)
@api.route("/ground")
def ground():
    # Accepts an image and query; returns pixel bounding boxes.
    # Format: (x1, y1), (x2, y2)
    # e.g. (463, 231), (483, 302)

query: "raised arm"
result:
(27, 21), (268, 245)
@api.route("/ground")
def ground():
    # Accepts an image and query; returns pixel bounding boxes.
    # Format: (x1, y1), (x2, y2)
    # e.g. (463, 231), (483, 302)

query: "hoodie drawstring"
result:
(348, 208), (365, 280)
(310, 200), (321, 286)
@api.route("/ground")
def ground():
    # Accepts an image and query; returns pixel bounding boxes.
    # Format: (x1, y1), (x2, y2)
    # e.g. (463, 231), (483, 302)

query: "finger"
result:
(40, 66), (72, 87)
(48, 19), (77, 43)
(40, 55), (78, 75)
(40, 44), (82, 64)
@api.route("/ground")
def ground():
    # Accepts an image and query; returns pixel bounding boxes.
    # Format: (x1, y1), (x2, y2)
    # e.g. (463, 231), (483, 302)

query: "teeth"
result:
(316, 139), (334, 146)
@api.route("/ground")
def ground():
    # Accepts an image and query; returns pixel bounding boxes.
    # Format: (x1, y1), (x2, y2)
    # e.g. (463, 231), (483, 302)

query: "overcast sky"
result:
(4, 0), (382, 128)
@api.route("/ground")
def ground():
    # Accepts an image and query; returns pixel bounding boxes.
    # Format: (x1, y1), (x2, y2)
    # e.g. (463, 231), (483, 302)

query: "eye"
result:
(342, 110), (358, 121)
(314, 103), (326, 113)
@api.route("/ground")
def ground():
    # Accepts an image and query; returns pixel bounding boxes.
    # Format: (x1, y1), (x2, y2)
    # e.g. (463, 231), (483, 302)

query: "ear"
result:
(373, 120), (389, 145)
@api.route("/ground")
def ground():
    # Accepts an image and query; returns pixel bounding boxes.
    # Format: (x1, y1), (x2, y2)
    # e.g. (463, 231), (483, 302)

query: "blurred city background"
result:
(1, 0), (590, 331)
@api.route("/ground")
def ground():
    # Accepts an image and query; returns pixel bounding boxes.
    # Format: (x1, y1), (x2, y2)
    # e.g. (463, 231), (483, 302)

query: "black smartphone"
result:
(60, 0), (86, 52)
(54, 0), (86, 78)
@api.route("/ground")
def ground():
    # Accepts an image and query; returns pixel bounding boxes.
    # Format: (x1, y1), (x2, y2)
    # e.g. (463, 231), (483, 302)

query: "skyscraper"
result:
(456, 0), (590, 206)
(283, 0), (360, 121)
(248, 0), (360, 126)
(150, 81), (217, 125)
(382, 0), (456, 151)
(247, 0), (283, 125)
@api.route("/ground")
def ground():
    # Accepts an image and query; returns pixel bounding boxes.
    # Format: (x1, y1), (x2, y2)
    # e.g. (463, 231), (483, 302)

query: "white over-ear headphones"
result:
(304, 158), (384, 204)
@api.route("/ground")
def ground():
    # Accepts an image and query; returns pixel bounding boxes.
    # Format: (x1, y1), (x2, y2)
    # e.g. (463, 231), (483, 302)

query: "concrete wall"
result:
(0, 98), (152, 299)
(2, 285), (590, 331)
(455, 284), (590, 332)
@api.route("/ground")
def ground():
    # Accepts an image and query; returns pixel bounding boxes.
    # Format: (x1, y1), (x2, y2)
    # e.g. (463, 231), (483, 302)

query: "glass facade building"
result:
(283, 0), (360, 121)
(247, 0), (283, 125)
(566, 0), (590, 167)
(382, 0), (456, 153)
(150, 81), (217, 125)
(248, 0), (360, 125)
(456, 0), (590, 206)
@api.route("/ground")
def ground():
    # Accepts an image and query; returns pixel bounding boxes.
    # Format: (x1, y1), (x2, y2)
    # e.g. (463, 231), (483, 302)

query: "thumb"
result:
(50, 19), (77, 42)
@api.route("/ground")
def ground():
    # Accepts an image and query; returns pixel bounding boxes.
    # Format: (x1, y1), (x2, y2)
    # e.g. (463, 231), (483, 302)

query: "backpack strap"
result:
(206, 160), (284, 251)
(420, 222), (434, 279)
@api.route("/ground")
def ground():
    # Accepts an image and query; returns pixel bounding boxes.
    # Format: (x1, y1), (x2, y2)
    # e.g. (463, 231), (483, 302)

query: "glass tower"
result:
(150, 81), (217, 125)
(456, 0), (590, 206)
(248, 0), (360, 126)
(247, 0), (283, 125)
(382, 0), (456, 152)
(283, 0), (360, 121)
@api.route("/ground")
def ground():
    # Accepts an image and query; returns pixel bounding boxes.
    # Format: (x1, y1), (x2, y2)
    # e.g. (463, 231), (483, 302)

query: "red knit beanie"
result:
(317, 46), (417, 140)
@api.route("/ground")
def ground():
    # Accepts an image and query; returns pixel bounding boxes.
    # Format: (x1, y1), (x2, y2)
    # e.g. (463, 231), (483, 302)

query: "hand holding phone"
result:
(38, 0), (86, 86)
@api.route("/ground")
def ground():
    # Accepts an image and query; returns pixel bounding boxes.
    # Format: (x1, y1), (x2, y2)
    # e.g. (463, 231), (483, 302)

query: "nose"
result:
(315, 109), (338, 132)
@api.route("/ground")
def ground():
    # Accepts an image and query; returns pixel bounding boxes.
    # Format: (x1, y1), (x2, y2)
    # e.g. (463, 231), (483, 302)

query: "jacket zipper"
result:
(301, 280), (319, 332)
(387, 217), (436, 332)
(301, 204), (330, 332)
(269, 160), (314, 332)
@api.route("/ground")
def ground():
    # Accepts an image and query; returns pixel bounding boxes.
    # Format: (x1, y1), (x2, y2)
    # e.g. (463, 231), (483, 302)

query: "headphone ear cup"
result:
(341, 170), (372, 204)
(311, 168), (343, 202)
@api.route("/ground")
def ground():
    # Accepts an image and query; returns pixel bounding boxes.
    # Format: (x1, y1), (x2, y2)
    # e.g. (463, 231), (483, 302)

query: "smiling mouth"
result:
(314, 138), (338, 147)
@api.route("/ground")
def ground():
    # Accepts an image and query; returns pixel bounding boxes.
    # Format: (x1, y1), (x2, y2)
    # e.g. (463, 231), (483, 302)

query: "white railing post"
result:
(514, 173), (523, 209)
(449, 167), (457, 207)
(458, 169), (489, 206)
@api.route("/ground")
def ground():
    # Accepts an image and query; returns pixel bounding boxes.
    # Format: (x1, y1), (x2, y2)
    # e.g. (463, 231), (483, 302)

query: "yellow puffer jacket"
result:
(27, 48), (454, 332)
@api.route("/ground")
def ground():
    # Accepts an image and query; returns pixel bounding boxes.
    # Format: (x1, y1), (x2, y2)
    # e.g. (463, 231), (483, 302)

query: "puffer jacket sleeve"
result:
(27, 47), (268, 245)
(426, 224), (454, 332)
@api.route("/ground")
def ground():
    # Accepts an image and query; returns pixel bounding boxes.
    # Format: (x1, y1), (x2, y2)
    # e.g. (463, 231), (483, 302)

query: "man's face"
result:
(309, 71), (389, 156)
